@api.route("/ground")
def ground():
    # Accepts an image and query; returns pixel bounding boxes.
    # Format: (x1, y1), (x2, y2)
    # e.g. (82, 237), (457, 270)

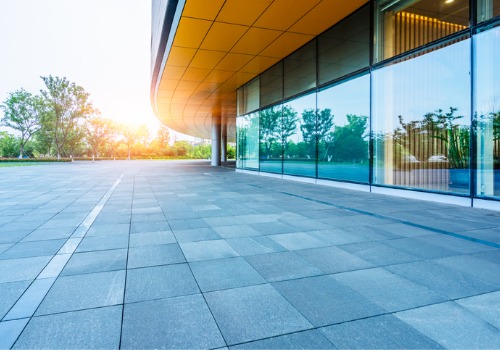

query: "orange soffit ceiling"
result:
(153, 0), (369, 140)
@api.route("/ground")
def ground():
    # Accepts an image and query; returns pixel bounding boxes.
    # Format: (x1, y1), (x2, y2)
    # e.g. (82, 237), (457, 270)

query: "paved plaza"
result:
(0, 160), (499, 349)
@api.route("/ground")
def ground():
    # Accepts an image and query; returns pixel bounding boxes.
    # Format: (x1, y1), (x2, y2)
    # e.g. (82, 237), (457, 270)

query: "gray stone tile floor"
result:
(0, 160), (499, 349)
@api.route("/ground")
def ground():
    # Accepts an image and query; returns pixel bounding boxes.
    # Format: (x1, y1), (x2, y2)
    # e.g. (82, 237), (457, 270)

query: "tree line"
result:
(0, 76), (231, 160)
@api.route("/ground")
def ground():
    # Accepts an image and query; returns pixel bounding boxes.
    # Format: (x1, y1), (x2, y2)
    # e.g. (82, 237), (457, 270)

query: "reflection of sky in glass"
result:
(474, 27), (500, 116)
(318, 75), (370, 127)
(373, 38), (471, 131)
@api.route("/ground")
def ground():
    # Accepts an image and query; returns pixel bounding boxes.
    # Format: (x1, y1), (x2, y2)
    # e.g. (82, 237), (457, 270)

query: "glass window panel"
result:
(318, 6), (370, 85)
(284, 41), (316, 99)
(477, 0), (500, 22)
(237, 78), (260, 116)
(475, 26), (500, 198)
(237, 87), (244, 116)
(259, 104), (283, 174)
(317, 75), (370, 183)
(283, 93), (317, 177)
(372, 38), (471, 194)
(245, 78), (260, 114)
(375, 0), (469, 62)
(260, 62), (283, 108)
(236, 112), (259, 170)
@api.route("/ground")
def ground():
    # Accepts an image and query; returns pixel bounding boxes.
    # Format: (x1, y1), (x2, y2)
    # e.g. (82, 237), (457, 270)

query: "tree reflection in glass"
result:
(373, 39), (470, 193)
(259, 105), (283, 173)
(283, 93), (316, 177)
(317, 75), (370, 183)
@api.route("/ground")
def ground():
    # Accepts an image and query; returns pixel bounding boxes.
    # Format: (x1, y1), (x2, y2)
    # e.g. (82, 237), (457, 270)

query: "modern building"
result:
(151, 0), (499, 210)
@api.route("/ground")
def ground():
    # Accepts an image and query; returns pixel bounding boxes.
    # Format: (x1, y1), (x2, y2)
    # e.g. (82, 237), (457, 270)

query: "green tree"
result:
(192, 143), (211, 159)
(0, 132), (20, 158)
(121, 125), (138, 160)
(41, 76), (94, 159)
(173, 140), (193, 157)
(85, 114), (110, 159)
(120, 124), (149, 159)
(65, 124), (86, 158)
(227, 144), (236, 159)
(1, 89), (48, 158)
(32, 118), (55, 157)
(156, 125), (170, 148)
(152, 125), (171, 155)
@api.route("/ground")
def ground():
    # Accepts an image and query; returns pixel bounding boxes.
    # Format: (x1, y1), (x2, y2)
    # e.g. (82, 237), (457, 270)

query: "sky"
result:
(0, 0), (188, 138)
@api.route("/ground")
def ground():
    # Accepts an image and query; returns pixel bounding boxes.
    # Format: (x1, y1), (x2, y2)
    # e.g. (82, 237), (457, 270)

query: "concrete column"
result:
(211, 115), (221, 166)
(221, 116), (227, 165)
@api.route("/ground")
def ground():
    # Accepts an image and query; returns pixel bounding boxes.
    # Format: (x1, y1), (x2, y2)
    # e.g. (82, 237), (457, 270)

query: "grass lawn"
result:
(0, 162), (41, 167)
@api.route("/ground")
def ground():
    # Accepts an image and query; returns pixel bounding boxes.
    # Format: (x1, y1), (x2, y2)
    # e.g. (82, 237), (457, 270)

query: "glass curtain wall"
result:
(318, 6), (370, 84)
(259, 104), (283, 174)
(373, 38), (471, 194)
(475, 25), (500, 198)
(375, 0), (469, 62)
(317, 75), (370, 183)
(235, 0), (500, 203)
(283, 93), (317, 177)
(284, 41), (316, 99)
(260, 62), (283, 108)
(477, 0), (500, 22)
(236, 112), (259, 170)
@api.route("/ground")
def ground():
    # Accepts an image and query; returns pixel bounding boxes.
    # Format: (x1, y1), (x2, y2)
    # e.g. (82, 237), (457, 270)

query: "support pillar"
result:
(221, 116), (227, 165)
(211, 115), (221, 166)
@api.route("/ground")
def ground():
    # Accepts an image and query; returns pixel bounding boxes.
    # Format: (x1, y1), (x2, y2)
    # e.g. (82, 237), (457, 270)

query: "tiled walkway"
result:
(0, 160), (499, 349)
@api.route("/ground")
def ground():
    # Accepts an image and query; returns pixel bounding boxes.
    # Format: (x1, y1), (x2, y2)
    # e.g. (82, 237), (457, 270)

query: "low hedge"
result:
(0, 158), (72, 163)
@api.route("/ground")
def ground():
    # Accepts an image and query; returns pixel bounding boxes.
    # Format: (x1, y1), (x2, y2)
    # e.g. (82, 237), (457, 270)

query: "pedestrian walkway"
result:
(0, 160), (499, 349)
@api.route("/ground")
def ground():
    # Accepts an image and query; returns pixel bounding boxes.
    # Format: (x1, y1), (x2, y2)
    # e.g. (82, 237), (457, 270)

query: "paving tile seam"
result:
(218, 307), (439, 349)
(60, 266), (128, 278)
(118, 175), (135, 350)
(452, 295), (500, 333)
(144, 175), (231, 349)
(392, 296), (500, 333)
(123, 291), (203, 306)
(2, 174), (124, 348)
(222, 326), (320, 348)
(14, 304), (124, 321)
(223, 174), (500, 249)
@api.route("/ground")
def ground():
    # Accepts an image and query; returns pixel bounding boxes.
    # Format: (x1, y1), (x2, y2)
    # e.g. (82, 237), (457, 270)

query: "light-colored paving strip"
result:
(0, 175), (123, 349)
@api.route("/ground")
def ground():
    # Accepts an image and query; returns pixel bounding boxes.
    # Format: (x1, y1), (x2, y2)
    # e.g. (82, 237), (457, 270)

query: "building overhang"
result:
(151, 0), (369, 140)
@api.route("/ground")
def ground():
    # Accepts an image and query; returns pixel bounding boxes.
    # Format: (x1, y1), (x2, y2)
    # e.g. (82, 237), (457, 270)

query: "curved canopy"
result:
(151, 0), (368, 140)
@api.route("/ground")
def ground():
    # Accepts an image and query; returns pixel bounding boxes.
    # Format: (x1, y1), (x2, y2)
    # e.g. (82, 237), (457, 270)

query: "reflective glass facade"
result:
(259, 104), (283, 174)
(236, 1), (500, 204)
(318, 75), (370, 183)
(375, 0), (469, 62)
(477, 0), (500, 22)
(236, 112), (259, 170)
(475, 25), (500, 199)
(373, 38), (471, 194)
(283, 93), (317, 177)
